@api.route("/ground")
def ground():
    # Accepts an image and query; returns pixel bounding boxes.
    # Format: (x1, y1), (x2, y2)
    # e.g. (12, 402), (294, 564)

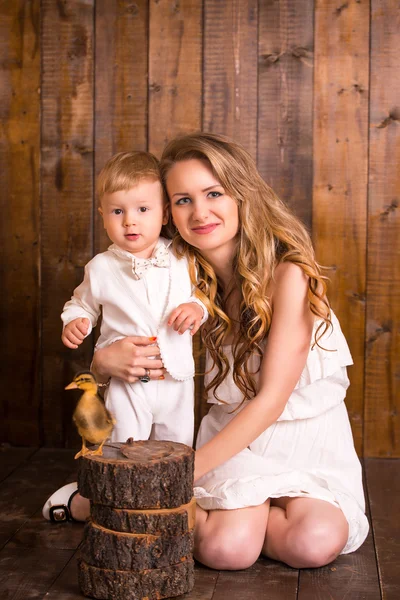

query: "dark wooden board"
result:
(148, 0), (202, 156)
(364, 1), (400, 457)
(0, 448), (75, 549)
(0, 448), (37, 483)
(0, 0), (41, 447)
(298, 545), (380, 600)
(365, 458), (400, 599)
(203, 0), (258, 158)
(40, 0), (95, 447)
(94, 0), (149, 254)
(313, 0), (369, 455)
(258, 0), (314, 229)
(212, 558), (298, 600)
(0, 546), (75, 600)
(41, 550), (82, 600)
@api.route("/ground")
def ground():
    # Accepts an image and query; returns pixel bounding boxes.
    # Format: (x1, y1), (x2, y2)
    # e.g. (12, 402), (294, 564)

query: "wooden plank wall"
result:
(0, 0), (398, 457)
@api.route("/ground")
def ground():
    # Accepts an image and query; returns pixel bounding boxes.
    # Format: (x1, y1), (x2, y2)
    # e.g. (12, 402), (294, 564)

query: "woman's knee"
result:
(195, 526), (261, 570)
(286, 519), (348, 568)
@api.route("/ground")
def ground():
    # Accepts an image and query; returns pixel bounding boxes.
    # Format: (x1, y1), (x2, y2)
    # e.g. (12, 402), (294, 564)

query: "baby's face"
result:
(99, 179), (168, 258)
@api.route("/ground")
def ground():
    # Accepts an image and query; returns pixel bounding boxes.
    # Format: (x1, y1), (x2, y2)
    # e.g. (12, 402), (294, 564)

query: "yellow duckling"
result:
(65, 371), (115, 459)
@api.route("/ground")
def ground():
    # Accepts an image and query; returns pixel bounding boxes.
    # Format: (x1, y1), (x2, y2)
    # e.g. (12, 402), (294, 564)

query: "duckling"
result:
(65, 371), (115, 459)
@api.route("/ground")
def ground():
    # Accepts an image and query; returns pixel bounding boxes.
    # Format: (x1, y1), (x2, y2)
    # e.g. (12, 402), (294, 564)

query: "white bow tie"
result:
(132, 244), (170, 280)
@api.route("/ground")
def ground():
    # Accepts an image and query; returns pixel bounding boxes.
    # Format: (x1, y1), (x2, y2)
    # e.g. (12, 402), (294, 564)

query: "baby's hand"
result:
(62, 318), (90, 349)
(167, 302), (204, 336)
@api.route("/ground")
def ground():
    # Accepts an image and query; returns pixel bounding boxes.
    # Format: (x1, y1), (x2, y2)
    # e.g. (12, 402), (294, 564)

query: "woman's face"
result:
(166, 159), (239, 259)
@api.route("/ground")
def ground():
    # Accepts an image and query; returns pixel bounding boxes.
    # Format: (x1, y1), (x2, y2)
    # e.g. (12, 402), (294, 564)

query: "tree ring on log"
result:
(91, 496), (196, 535)
(78, 556), (195, 600)
(78, 440), (194, 508)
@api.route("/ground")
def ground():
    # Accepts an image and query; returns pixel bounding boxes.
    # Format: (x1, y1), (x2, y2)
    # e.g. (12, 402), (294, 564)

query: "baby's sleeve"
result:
(187, 294), (208, 326)
(61, 263), (101, 336)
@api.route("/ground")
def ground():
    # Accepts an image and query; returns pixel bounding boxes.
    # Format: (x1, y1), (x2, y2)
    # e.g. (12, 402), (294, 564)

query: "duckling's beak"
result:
(65, 381), (78, 390)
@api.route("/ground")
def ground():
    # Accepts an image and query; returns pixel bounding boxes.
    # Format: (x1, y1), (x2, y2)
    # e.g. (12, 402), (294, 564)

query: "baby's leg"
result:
(194, 502), (270, 570)
(151, 376), (194, 447)
(263, 496), (349, 568)
(106, 378), (153, 443)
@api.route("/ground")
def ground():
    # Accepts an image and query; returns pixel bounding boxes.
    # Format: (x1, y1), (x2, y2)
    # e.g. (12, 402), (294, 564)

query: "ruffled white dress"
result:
(195, 312), (369, 554)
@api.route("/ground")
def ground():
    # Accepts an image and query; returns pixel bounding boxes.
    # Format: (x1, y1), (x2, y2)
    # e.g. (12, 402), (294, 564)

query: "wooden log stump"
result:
(90, 496), (196, 535)
(78, 441), (194, 508)
(81, 520), (194, 571)
(77, 440), (195, 599)
(78, 557), (195, 600)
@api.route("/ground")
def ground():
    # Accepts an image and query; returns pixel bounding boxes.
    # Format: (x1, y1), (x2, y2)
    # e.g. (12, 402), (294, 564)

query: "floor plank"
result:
(0, 546), (74, 600)
(298, 547), (381, 600)
(365, 458), (400, 600)
(0, 448), (76, 549)
(0, 447), (37, 483)
(212, 558), (298, 600)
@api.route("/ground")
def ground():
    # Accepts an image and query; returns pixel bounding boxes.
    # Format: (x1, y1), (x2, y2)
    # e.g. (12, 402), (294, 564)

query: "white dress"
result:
(195, 312), (369, 554)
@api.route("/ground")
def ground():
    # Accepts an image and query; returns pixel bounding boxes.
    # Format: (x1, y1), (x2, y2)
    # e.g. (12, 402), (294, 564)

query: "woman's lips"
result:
(191, 223), (219, 235)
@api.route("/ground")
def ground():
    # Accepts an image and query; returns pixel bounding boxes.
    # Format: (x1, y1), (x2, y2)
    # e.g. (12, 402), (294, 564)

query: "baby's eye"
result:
(112, 208), (123, 215)
(138, 207), (149, 213)
(175, 197), (191, 206)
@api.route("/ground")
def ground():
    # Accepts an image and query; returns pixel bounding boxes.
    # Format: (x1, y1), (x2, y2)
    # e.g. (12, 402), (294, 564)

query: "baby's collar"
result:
(108, 237), (172, 261)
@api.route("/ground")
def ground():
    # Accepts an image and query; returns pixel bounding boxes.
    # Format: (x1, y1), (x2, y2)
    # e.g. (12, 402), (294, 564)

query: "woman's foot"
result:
(42, 482), (89, 522)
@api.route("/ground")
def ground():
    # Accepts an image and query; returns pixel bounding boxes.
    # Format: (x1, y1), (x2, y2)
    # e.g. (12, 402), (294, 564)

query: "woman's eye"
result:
(112, 209), (123, 215)
(208, 191), (222, 199)
(175, 197), (191, 206)
(138, 207), (149, 213)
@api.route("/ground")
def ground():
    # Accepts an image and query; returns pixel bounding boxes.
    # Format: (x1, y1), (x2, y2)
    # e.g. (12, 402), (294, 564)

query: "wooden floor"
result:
(0, 448), (398, 600)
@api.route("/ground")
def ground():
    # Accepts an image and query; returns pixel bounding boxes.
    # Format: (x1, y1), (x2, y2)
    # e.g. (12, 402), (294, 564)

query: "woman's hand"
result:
(91, 336), (166, 384)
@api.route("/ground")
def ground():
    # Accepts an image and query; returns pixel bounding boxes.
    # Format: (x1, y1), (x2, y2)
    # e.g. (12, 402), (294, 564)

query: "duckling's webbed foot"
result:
(89, 439), (107, 457)
(74, 439), (90, 460)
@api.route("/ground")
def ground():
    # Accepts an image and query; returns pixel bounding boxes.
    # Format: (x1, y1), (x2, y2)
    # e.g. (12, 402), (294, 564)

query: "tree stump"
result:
(77, 440), (195, 600)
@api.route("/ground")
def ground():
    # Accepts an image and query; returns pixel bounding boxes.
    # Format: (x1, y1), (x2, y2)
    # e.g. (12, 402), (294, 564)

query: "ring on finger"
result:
(139, 368), (151, 383)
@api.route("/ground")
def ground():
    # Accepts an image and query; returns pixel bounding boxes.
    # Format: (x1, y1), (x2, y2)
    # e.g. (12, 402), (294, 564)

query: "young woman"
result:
(158, 132), (368, 570)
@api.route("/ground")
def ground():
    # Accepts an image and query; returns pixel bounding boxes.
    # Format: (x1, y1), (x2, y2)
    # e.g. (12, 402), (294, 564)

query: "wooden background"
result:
(0, 0), (398, 457)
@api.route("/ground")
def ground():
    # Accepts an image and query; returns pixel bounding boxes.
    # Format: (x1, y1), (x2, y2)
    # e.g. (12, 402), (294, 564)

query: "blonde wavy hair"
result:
(160, 132), (331, 406)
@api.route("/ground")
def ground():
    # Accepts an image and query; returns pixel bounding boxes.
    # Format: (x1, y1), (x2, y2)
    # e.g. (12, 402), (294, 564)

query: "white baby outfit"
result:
(195, 311), (369, 554)
(62, 237), (206, 447)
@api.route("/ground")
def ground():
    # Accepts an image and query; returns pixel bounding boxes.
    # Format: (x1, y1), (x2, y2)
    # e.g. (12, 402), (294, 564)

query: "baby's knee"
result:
(287, 519), (348, 568)
(195, 526), (260, 570)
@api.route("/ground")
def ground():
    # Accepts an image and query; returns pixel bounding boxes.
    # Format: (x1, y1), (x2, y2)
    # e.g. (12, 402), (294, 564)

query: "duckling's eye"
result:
(112, 208), (123, 215)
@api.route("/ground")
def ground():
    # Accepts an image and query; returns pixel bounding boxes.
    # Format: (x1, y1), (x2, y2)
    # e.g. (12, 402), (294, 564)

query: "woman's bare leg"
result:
(263, 497), (349, 568)
(70, 493), (90, 521)
(194, 501), (270, 570)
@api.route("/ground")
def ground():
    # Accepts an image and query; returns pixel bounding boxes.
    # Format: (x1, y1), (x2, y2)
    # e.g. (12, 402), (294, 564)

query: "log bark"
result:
(90, 497), (196, 536)
(78, 557), (195, 600)
(78, 441), (194, 508)
(81, 520), (193, 571)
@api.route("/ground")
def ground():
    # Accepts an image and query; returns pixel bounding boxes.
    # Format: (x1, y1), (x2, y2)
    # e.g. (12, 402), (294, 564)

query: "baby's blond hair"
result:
(97, 151), (161, 199)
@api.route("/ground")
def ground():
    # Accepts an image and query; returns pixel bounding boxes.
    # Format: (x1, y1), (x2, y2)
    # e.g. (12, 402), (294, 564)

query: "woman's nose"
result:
(192, 200), (209, 221)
